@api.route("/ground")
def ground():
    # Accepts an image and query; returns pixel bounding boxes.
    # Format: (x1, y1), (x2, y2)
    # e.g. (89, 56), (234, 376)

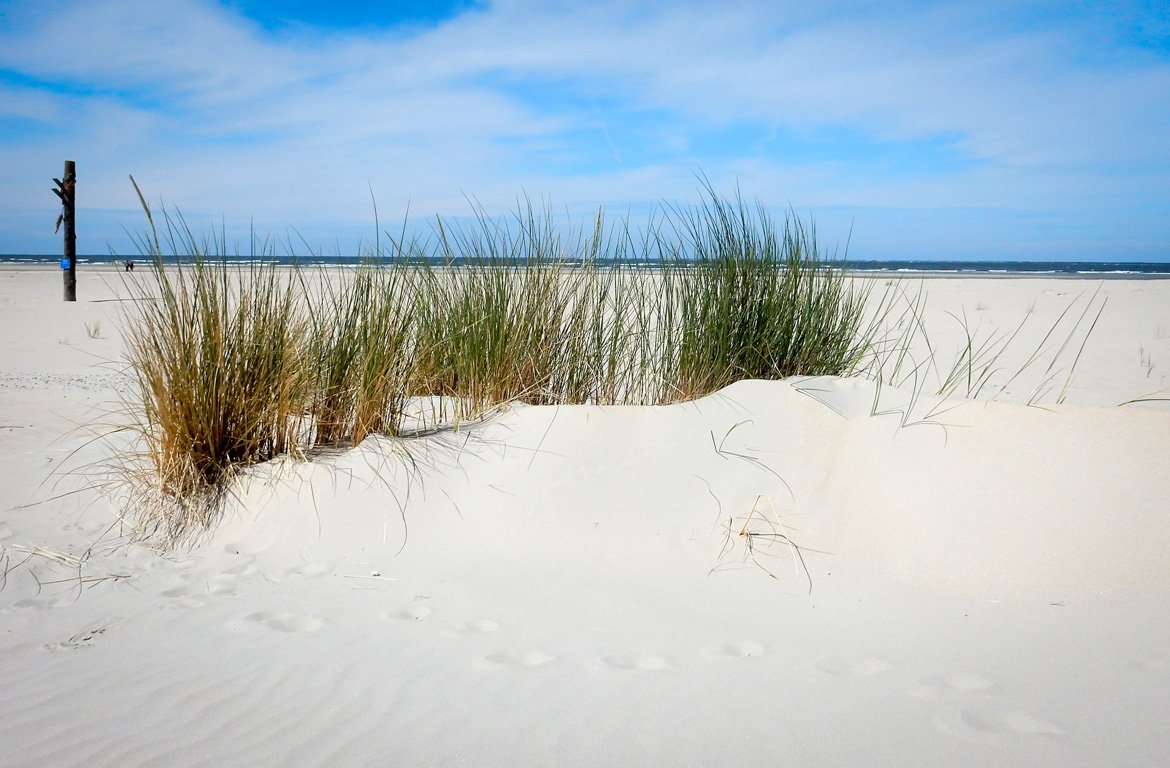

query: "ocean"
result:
(3, 253), (1169, 277)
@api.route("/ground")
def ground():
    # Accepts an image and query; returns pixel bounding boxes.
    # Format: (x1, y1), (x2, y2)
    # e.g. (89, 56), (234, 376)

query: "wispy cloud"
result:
(1, 0), (1167, 259)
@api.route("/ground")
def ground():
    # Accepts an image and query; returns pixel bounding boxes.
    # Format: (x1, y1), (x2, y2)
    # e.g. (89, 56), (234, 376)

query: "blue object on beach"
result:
(61, 258), (70, 269)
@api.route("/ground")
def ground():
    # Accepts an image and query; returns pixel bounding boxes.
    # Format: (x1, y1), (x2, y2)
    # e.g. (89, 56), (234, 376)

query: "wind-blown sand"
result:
(2, 267), (1169, 767)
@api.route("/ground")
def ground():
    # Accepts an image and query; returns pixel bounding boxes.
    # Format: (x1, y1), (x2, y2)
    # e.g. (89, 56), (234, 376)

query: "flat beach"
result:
(2, 266), (1170, 766)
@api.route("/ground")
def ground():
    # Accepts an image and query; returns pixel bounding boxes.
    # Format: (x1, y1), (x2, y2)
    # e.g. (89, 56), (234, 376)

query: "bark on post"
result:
(54, 161), (77, 302)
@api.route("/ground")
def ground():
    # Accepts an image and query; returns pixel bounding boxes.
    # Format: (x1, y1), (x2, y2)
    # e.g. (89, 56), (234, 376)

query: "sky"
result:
(1, 0), (1168, 261)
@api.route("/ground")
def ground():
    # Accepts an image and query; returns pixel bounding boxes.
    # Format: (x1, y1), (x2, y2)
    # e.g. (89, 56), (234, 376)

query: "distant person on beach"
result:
(125, 260), (135, 272)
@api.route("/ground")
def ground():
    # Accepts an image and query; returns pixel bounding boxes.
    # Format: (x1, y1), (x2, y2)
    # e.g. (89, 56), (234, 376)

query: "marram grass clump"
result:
(120, 212), (307, 543)
(410, 204), (580, 413)
(301, 261), (416, 447)
(657, 189), (869, 401)
(118, 184), (868, 546)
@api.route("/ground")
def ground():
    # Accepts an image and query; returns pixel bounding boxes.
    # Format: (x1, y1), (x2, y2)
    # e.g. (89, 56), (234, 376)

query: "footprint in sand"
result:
(454, 619), (501, 633)
(10, 598), (70, 611)
(283, 562), (335, 580)
(157, 584), (209, 609)
(814, 655), (896, 677)
(938, 672), (995, 691)
(222, 561), (259, 578)
(703, 641), (768, 659)
(44, 618), (125, 651)
(482, 650), (557, 668)
(244, 611), (325, 633)
(162, 574), (238, 599)
(387, 605), (433, 622)
(910, 672), (996, 702)
(958, 708), (1065, 737)
(1132, 657), (1170, 673)
(601, 654), (672, 671)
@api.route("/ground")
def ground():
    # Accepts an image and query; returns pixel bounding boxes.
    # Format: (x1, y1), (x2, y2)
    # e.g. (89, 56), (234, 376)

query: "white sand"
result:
(2, 267), (1170, 766)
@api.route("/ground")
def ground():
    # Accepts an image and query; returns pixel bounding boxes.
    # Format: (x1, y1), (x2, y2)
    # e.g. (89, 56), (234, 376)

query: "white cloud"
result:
(1, 0), (1167, 258)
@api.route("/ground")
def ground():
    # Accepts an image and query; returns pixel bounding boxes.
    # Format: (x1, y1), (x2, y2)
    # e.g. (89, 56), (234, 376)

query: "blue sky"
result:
(1, 0), (1168, 260)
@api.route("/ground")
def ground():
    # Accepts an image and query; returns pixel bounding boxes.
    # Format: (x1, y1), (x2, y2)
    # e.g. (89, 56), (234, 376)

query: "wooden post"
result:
(54, 161), (77, 301)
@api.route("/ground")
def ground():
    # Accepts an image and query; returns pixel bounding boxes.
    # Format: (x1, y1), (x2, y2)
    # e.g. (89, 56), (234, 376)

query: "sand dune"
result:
(2, 267), (1169, 766)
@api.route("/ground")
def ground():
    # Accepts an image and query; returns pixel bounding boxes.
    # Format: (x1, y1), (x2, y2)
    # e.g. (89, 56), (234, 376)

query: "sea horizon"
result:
(4, 252), (1170, 277)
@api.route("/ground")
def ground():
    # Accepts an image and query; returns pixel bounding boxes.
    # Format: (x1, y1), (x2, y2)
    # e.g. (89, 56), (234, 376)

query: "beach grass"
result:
(116, 185), (879, 544)
(120, 196), (307, 543)
(409, 200), (590, 415)
(301, 260), (416, 447)
(657, 186), (869, 401)
(852, 277), (1107, 428)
